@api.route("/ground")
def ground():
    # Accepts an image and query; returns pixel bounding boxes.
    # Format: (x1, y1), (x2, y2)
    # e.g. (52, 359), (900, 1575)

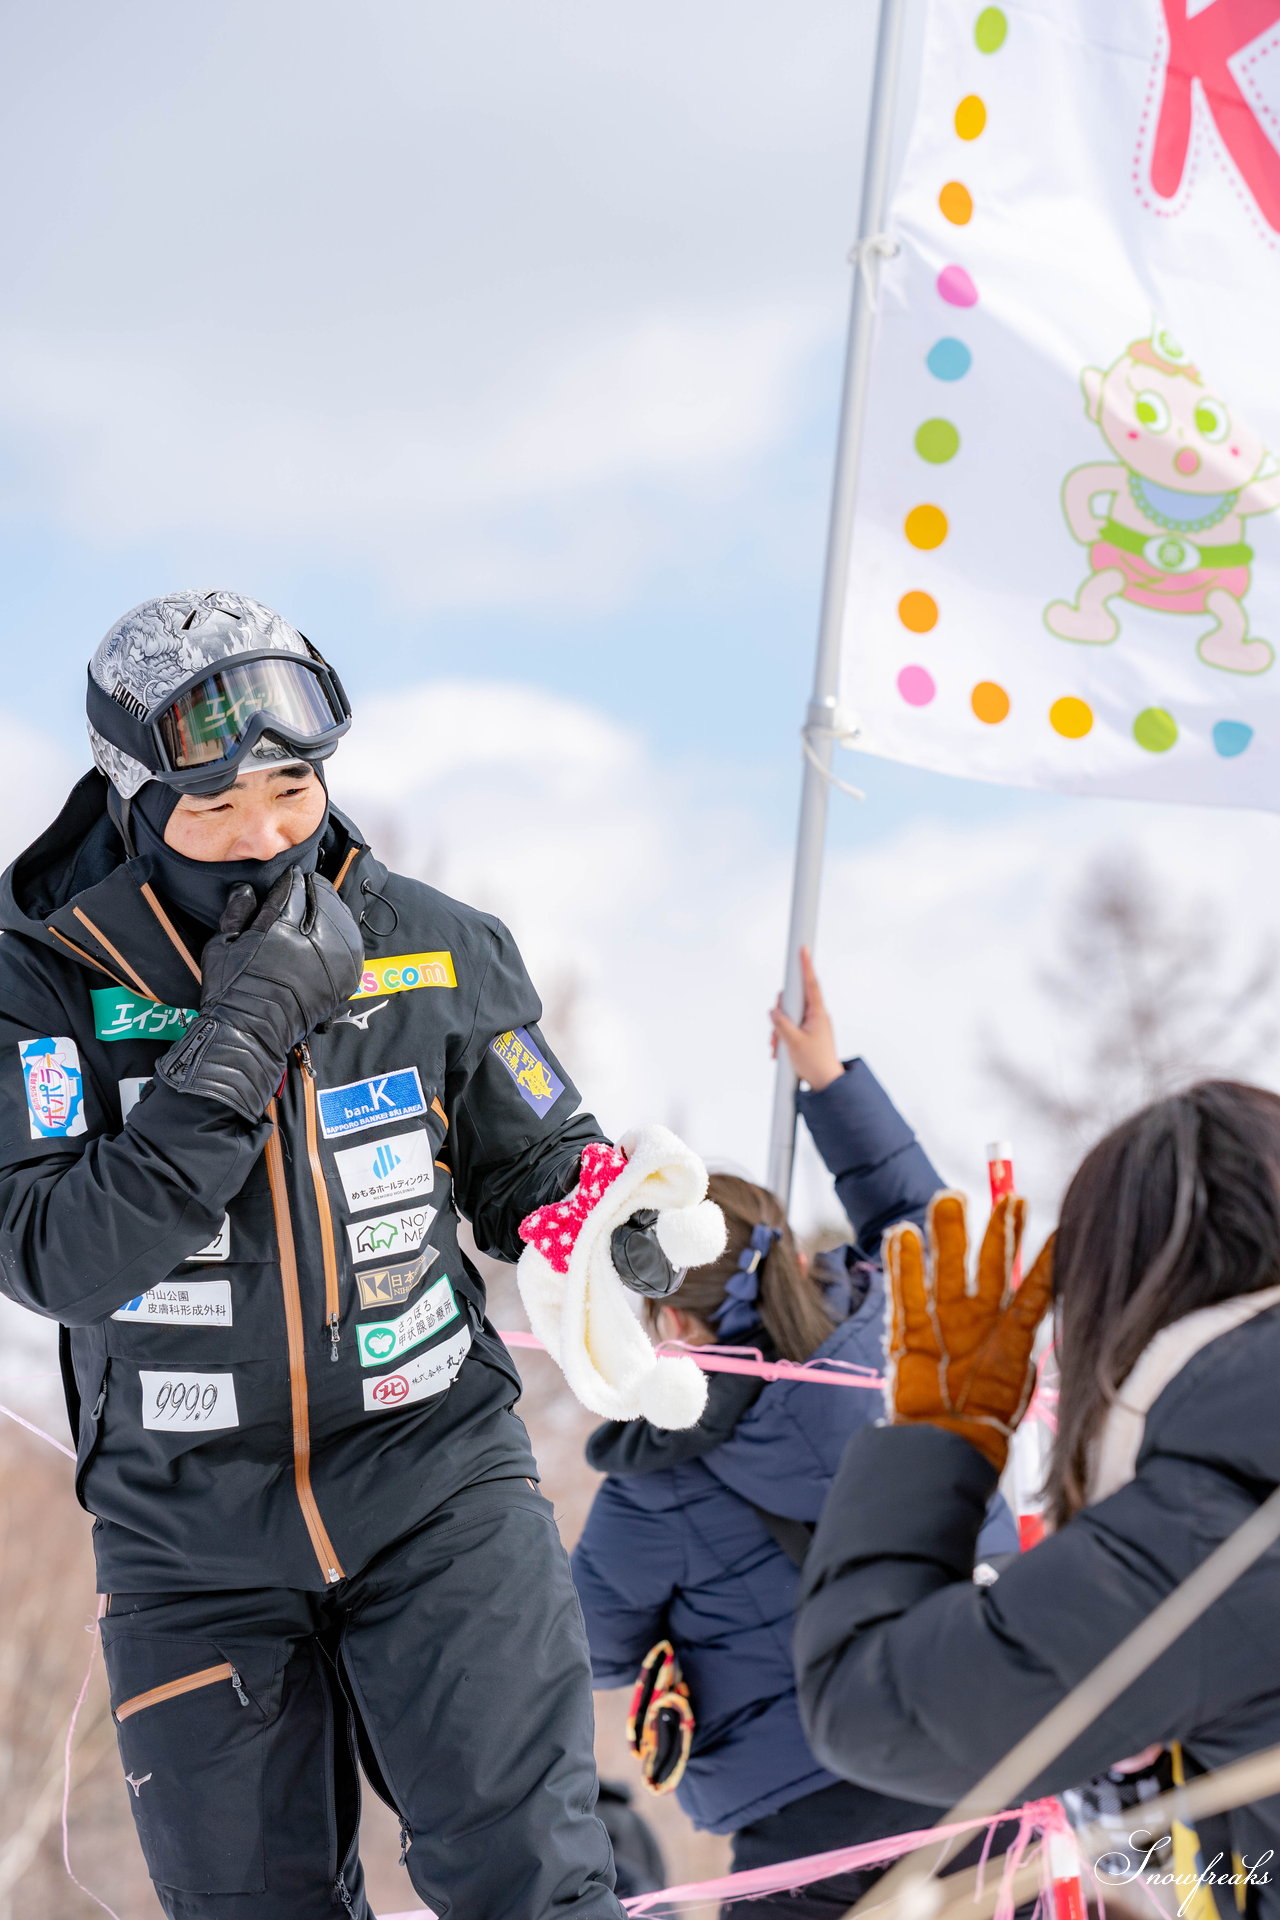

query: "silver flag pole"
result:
(765, 0), (911, 1204)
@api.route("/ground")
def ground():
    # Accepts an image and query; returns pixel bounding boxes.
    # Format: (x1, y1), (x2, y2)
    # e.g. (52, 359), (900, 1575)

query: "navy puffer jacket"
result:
(571, 1062), (1017, 1833)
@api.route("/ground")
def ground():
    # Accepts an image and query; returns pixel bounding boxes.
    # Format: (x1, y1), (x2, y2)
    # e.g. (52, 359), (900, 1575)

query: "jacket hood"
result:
(0, 771), (125, 938)
(703, 1279), (888, 1523)
(0, 770), (369, 1008)
(586, 1275), (888, 1524)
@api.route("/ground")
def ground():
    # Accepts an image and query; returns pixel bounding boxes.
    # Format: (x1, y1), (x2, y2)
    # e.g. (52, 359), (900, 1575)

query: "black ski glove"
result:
(611, 1209), (686, 1299)
(156, 868), (364, 1122)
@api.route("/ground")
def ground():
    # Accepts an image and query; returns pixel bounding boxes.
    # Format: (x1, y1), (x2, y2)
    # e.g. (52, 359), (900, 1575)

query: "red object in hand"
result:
(1018, 1513), (1046, 1551)
(986, 1141), (1022, 1289)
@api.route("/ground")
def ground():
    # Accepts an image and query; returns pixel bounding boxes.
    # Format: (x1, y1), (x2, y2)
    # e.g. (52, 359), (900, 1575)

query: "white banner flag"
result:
(843, 0), (1280, 806)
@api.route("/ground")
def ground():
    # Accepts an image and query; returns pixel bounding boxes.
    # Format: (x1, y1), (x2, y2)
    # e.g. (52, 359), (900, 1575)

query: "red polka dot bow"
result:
(518, 1141), (629, 1275)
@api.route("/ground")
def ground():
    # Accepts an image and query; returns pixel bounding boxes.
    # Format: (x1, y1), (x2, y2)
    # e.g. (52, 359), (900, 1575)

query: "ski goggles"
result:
(87, 648), (351, 793)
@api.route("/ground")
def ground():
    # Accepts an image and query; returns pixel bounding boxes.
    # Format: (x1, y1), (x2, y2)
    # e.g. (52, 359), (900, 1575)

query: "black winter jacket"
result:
(794, 1310), (1280, 1909)
(0, 774), (602, 1591)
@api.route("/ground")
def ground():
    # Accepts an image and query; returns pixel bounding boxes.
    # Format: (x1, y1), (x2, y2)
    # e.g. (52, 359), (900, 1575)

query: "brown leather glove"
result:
(882, 1191), (1054, 1473)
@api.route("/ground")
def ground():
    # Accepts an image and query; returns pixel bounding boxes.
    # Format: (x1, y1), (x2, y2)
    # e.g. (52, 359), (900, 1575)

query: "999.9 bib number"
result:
(140, 1370), (239, 1432)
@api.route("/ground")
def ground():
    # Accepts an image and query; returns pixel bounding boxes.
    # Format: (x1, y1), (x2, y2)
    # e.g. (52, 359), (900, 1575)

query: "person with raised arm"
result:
(795, 1079), (1280, 1912)
(571, 955), (1014, 1918)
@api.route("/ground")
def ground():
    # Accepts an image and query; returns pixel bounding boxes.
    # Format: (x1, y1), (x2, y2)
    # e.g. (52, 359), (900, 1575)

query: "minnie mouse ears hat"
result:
(518, 1127), (727, 1428)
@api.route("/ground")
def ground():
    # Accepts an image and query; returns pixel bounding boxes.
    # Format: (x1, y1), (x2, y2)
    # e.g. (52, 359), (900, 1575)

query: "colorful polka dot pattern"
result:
(892, 8), (1251, 765)
(1049, 697), (1092, 740)
(895, 10), (1004, 716)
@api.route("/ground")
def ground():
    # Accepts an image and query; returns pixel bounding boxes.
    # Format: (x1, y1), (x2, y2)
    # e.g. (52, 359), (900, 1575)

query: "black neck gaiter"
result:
(111, 777), (329, 931)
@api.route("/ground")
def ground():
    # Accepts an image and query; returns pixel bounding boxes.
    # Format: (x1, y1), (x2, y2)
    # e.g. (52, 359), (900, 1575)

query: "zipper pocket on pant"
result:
(115, 1661), (250, 1723)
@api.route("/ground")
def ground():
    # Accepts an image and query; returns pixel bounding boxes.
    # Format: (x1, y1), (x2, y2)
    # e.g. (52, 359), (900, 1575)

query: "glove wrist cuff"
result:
(156, 1014), (284, 1124)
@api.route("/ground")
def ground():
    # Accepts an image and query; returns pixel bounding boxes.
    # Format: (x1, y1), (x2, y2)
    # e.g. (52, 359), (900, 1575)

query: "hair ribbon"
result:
(711, 1224), (781, 1340)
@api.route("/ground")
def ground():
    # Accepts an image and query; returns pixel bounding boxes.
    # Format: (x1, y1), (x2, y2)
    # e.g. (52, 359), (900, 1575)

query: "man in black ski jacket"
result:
(0, 589), (683, 1920)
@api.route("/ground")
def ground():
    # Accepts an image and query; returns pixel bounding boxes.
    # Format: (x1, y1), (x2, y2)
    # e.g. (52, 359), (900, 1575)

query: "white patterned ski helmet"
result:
(87, 590), (342, 798)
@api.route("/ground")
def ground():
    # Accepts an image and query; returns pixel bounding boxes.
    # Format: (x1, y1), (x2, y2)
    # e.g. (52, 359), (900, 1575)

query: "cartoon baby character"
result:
(1045, 329), (1280, 674)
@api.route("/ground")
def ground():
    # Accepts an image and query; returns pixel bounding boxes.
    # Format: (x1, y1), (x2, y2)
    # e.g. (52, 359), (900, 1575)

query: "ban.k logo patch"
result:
(317, 1067), (427, 1139)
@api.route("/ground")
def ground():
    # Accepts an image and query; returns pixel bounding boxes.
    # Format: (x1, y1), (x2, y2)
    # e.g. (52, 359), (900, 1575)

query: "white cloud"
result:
(0, 0), (874, 608)
(336, 681), (1280, 1250)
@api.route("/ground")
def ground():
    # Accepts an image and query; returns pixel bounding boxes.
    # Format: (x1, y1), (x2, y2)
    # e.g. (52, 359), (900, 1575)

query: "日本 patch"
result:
(351, 952), (457, 999)
(346, 1203), (437, 1266)
(355, 1246), (438, 1307)
(356, 1276), (458, 1368)
(92, 987), (196, 1042)
(20, 1037), (87, 1138)
(362, 1321), (472, 1412)
(317, 1066), (427, 1139)
(491, 1028), (564, 1118)
(335, 1129), (435, 1213)
(113, 1280), (233, 1326)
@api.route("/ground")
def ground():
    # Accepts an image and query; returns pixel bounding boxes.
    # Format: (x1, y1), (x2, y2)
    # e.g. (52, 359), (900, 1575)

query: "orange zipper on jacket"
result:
(115, 1661), (249, 1722)
(265, 1097), (345, 1586)
(297, 1043), (342, 1361)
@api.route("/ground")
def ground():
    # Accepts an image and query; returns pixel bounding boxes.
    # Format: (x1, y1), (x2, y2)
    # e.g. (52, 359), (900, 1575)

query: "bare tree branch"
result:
(983, 847), (1279, 1175)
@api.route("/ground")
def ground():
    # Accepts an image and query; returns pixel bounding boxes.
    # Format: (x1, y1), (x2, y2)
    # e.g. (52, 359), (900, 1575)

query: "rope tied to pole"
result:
(802, 703), (866, 800)
(848, 230), (901, 311)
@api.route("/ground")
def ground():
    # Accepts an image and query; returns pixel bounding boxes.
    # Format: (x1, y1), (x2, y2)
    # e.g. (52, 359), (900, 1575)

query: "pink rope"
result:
(0, 1399), (75, 1458)
(382, 1800), (1079, 1920)
(498, 1330), (885, 1390)
(61, 1606), (124, 1920)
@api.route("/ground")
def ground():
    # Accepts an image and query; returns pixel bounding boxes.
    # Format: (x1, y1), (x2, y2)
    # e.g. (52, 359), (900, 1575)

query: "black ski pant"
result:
(725, 1779), (929, 1920)
(99, 1475), (624, 1920)
(727, 1784), (1036, 1920)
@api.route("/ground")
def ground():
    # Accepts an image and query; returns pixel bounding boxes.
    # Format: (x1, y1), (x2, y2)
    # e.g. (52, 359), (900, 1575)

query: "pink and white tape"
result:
(383, 1795), (1079, 1920)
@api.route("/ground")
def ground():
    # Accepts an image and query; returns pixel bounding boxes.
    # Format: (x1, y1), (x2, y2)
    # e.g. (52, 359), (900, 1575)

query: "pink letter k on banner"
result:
(1151, 0), (1280, 230)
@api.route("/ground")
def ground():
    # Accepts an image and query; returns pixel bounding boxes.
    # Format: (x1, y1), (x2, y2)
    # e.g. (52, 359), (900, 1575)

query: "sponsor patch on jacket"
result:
(346, 1204), (437, 1267)
(351, 952), (456, 999)
(140, 1370), (239, 1431)
(20, 1036), (87, 1138)
(92, 987), (196, 1042)
(185, 1217), (231, 1262)
(357, 1277), (458, 1368)
(491, 1028), (563, 1117)
(362, 1321), (472, 1412)
(113, 1280), (233, 1326)
(118, 1076), (149, 1121)
(335, 1129), (435, 1213)
(317, 1066), (427, 1139)
(355, 1248), (438, 1307)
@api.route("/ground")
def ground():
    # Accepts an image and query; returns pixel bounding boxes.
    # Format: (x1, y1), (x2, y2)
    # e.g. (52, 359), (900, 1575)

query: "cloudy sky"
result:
(0, 0), (1277, 1353)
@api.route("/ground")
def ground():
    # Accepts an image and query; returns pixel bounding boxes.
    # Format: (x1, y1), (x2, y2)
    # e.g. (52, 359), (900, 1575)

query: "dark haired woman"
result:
(795, 1079), (1280, 1910)
(571, 1015), (1015, 1918)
